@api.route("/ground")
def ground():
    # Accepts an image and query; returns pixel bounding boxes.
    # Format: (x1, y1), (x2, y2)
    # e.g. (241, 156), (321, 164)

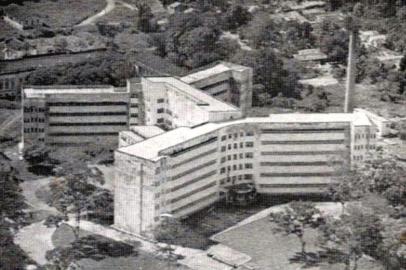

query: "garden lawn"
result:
(77, 252), (191, 270)
(51, 224), (92, 248)
(212, 215), (321, 270)
(4, 0), (106, 28)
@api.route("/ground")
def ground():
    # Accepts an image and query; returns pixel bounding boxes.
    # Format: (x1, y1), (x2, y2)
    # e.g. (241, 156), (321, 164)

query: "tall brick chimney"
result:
(344, 30), (357, 113)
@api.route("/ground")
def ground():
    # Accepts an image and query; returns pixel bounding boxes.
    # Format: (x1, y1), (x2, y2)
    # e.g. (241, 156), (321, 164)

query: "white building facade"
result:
(114, 112), (377, 236)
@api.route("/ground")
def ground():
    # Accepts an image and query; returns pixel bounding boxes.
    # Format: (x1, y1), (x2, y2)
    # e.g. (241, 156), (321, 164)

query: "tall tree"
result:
(319, 206), (383, 270)
(137, 2), (154, 33)
(50, 161), (103, 240)
(223, 5), (252, 30)
(270, 201), (323, 258)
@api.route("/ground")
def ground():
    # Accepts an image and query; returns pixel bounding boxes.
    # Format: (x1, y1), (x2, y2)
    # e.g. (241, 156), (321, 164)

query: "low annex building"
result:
(22, 62), (252, 148)
(114, 112), (377, 235)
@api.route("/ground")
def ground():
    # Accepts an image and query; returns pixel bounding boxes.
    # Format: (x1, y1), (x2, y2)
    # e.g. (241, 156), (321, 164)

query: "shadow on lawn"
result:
(289, 249), (348, 268)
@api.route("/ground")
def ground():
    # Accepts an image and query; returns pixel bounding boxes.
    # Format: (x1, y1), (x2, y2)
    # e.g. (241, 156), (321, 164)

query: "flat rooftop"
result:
(24, 85), (128, 98)
(144, 77), (240, 112)
(130, 125), (165, 139)
(181, 61), (249, 84)
(117, 112), (372, 160)
(181, 63), (231, 84)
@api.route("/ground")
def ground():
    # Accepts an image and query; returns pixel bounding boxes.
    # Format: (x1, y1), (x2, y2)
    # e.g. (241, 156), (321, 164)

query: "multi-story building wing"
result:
(181, 62), (253, 115)
(22, 85), (131, 147)
(22, 62), (251, 148)
(114, 112), (376, 235)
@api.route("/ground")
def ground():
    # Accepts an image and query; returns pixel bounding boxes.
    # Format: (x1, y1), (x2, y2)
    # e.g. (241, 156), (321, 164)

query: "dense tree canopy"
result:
(231, 48), (302, 102)
(26, 51), (135, 86)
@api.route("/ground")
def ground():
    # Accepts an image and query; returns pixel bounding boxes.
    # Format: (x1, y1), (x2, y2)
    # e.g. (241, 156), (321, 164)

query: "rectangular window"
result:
(228, 144), (231, 150)
(227, 155), (231, 161)
(240, 142), (244, 148)
(221, 146), (226, 152)
(240, 132), (244, 137)
(157, 98), (165, 103)
(220, 168), (226, 174)
(239, 153), (243, 159)
(234, 143), (238, 149)
(233, 154), (237, 160)
(234, 133), (238, 139)
(246, 131), (254, 136)
(221, 135), (226, 141)
(157, 108), (164, 113)
(245, 142), (254, 147)
(244, 174), (253, 180)
(130, 93), (138, 98)
(233, 165), (237, 170)
(221, 157), (226, 163)
(228, 134), (232, 139)
(239, 164), (243, 170)
(245, 163), (253, 169)
(157, 118), (164, 123)
(245, 153), (254, 158)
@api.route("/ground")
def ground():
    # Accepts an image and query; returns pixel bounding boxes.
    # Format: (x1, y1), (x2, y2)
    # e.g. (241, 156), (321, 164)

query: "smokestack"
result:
(344, 30), (357, 113)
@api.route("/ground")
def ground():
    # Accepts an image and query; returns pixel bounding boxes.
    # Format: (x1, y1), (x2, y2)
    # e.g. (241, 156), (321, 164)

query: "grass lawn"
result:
(51, 224), (93, 248)
(96, 5), (137, 25)
(183, 195), (325, 249)
(77, 252), (190, 270)
(213, 218), (321, 270)
(4, 0), (106, 28)
(52, 224), (190, 270)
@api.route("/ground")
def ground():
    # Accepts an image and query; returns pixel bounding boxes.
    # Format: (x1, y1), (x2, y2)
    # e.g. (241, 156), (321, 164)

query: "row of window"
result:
(24, 118), (45, 123)
(220, 163), (253, 174)
(24, 128), (44, 133)
(354, 144), (376, 150)
(221, 131), (254, 141)
(47, 102), (127, 106)
(220, 152), (254, 163)
(170, 160), (217, 181)
(219, 174), (253, 185)
(355, 133), (376, 140)
(156, 108), (173, 115)
(24, 107), (46, 113)
(0, 78), (20, 90)
(221, 142), (254, 152)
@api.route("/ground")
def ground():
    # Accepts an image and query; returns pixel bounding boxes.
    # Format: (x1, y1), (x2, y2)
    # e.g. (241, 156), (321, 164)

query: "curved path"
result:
(77, 0), (116, 26)
(76, 0), (138, 26)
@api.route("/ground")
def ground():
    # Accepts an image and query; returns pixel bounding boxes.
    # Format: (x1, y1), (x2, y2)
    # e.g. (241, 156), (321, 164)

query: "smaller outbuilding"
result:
(293, 48), (328, 63)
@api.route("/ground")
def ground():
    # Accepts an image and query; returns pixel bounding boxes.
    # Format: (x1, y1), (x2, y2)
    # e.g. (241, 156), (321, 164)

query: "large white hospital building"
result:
(21, 61), (380, 236)
(114, 112), (377, 235)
